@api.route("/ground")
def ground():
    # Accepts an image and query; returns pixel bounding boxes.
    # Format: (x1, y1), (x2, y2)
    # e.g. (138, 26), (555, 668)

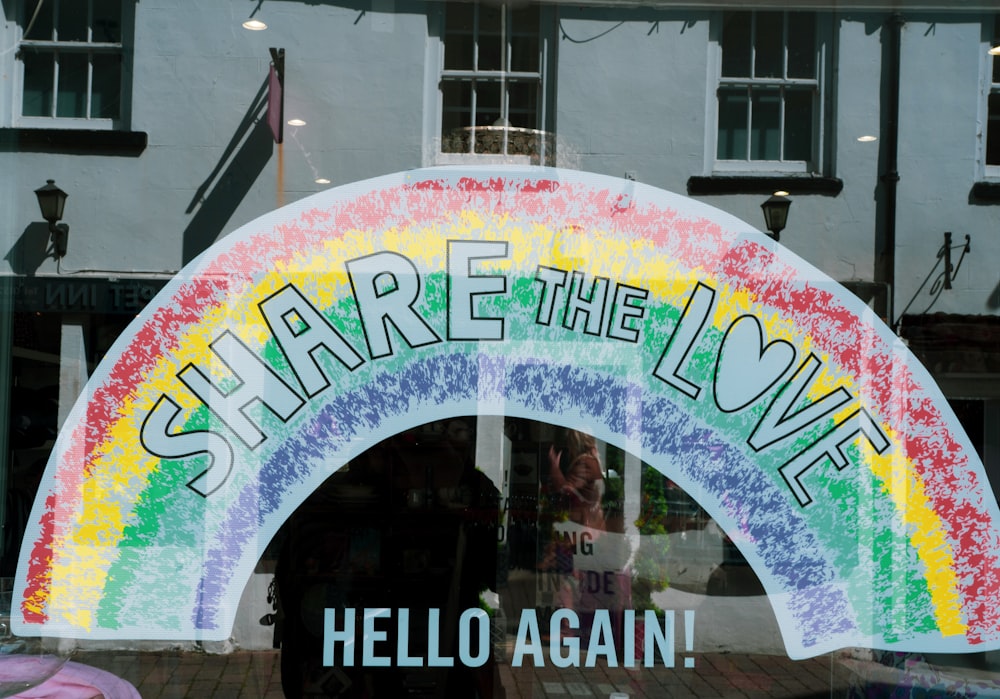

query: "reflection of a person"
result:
(544, 429), (623, 642)
(548, 429), (606, 530)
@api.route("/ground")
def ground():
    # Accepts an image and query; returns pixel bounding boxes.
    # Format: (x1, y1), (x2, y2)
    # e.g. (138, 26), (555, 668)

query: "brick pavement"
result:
(69, 647), (854, 698)
(73, 649), (284, 699)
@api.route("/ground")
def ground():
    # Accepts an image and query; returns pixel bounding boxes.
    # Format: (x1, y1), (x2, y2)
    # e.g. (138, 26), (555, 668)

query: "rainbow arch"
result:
(13, 166), (1000, 660)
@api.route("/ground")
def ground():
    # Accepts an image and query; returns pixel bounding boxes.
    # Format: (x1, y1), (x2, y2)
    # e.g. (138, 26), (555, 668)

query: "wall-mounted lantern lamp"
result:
(35, 179), (69, 257)
(761, 191), (792, 241)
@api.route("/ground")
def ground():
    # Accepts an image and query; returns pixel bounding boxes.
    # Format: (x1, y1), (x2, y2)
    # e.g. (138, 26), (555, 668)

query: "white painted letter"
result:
(458, 608), (490, 668)
(550, 609), (580, 668)
(362, 608), (391, 667)
(259, 284), (365, 397)
(644, 610), (674, 668)
(323, 608), (356, 667)
(512, 609), (545, 667)
(397, 608), (423, 667)
(778, 409), (891, 507)
(177, 331), (305, 449)
(652, 283), (716, 399)
(140, 394), (235, 497)
(534, 266), (568, 326)
(607, 283), (648, 342)
(563, 271), (610, 336)
(346, 252), (442, 359)
(427, 608), (454, 667)
(448, 240), (509, 341)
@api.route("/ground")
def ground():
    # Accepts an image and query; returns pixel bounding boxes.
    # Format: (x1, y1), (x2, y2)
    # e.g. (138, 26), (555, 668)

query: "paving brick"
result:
(54, 648), (879, 697)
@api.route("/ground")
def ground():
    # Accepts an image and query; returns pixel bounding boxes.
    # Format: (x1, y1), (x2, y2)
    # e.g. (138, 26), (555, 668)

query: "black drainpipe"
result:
(877, 13), (903, 326)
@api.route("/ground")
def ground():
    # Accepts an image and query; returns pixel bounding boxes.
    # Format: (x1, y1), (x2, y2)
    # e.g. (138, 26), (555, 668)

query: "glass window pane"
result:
(787, 12), (816, 79)
(750, 88), (781, 159)
(22, 0), (54, 40)
(475, 81), (502, 127)
(92, 0), (122, 43)
(478, 5), (502, 71)
(507, 80), (538, 128)
(510, 7), (539, 72)
(993, 16), (1000, 84)
(444, 3), (474, 70)
(717, 87), (748, 159)
(91, 53), (121, 118)
(441, 81), (472, 152)
(510, 33), (538, 73)
(56, 52), (88, 117)
(721, 12), (751, 78)
(441, 80), (471, 130)
(57, 0), (89, 41)
(754, 12), (783, 78)
(21, 50), (53, 116)
(444, 33), (474, 71)
(784, 88), (813, 161)
(988, 93), (1000, 165)
(512, 6), (539, 35)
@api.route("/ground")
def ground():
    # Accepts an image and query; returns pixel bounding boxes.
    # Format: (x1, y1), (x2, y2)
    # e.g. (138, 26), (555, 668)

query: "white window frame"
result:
(979, 15), (1000, 180)
(426, 1), (553, 166)
(12, 0), (129, 130)
(708, 10), (829, 175)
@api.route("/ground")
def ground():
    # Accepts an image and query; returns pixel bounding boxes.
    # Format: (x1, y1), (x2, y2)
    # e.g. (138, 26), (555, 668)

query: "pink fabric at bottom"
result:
(7, 659), (139, 699)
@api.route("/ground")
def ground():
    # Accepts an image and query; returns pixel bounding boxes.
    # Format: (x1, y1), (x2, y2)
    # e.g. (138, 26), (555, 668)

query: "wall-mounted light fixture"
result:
(761, 191), (791, 241)
(35, 179), (69, 257)
(243, 1), (267, 30)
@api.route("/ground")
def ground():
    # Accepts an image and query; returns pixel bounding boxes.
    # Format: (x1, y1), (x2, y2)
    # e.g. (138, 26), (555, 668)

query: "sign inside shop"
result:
(14, 167), (1000, 663)
(12, 278), (166, 313)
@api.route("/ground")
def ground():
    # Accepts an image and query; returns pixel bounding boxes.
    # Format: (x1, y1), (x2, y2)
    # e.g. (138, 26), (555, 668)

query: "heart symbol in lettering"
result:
(713, 315), (795, 413)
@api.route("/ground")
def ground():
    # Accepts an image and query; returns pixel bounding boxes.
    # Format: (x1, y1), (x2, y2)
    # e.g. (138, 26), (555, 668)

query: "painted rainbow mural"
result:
(13, 167), (1000, 660)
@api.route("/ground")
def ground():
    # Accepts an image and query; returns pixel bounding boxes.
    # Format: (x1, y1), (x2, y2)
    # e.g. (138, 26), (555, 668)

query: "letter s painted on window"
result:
(140, 394), (236, 497)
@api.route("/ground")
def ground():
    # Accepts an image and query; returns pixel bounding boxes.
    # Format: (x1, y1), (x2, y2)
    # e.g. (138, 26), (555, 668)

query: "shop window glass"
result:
(716, 11), (823, 171)
(18, 0), (124, 125)
(439, 1), (553, 163)
(4, 4), (1000, 696)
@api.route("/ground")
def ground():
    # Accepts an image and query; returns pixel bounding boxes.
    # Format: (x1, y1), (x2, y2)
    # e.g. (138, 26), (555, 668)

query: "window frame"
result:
(979, 15), (1000, 180)
(708, 10), (830, 176)
(428, 1), (555, 166)
(12, 0), (132, 131)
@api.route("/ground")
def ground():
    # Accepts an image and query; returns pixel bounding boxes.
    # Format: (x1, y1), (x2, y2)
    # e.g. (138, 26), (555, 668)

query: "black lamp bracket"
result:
(49, 222), (69, 258)
(893, 231), (971, 329)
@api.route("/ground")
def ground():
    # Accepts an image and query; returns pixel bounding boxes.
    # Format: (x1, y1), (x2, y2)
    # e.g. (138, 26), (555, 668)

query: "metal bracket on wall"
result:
(893, 231), (972, 330)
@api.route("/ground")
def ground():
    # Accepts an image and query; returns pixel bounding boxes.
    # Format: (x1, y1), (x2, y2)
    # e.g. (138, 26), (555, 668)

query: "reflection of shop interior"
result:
(272, 417), (502, 697)
(268, 416), (777, 696)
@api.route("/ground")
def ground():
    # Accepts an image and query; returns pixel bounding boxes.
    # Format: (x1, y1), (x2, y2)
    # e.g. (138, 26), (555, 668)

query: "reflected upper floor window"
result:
(984, 16), (1000, 172)
(714, 11), (827, 174)
(436, 2), (554, 165)
(16, 0), (128, 128)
